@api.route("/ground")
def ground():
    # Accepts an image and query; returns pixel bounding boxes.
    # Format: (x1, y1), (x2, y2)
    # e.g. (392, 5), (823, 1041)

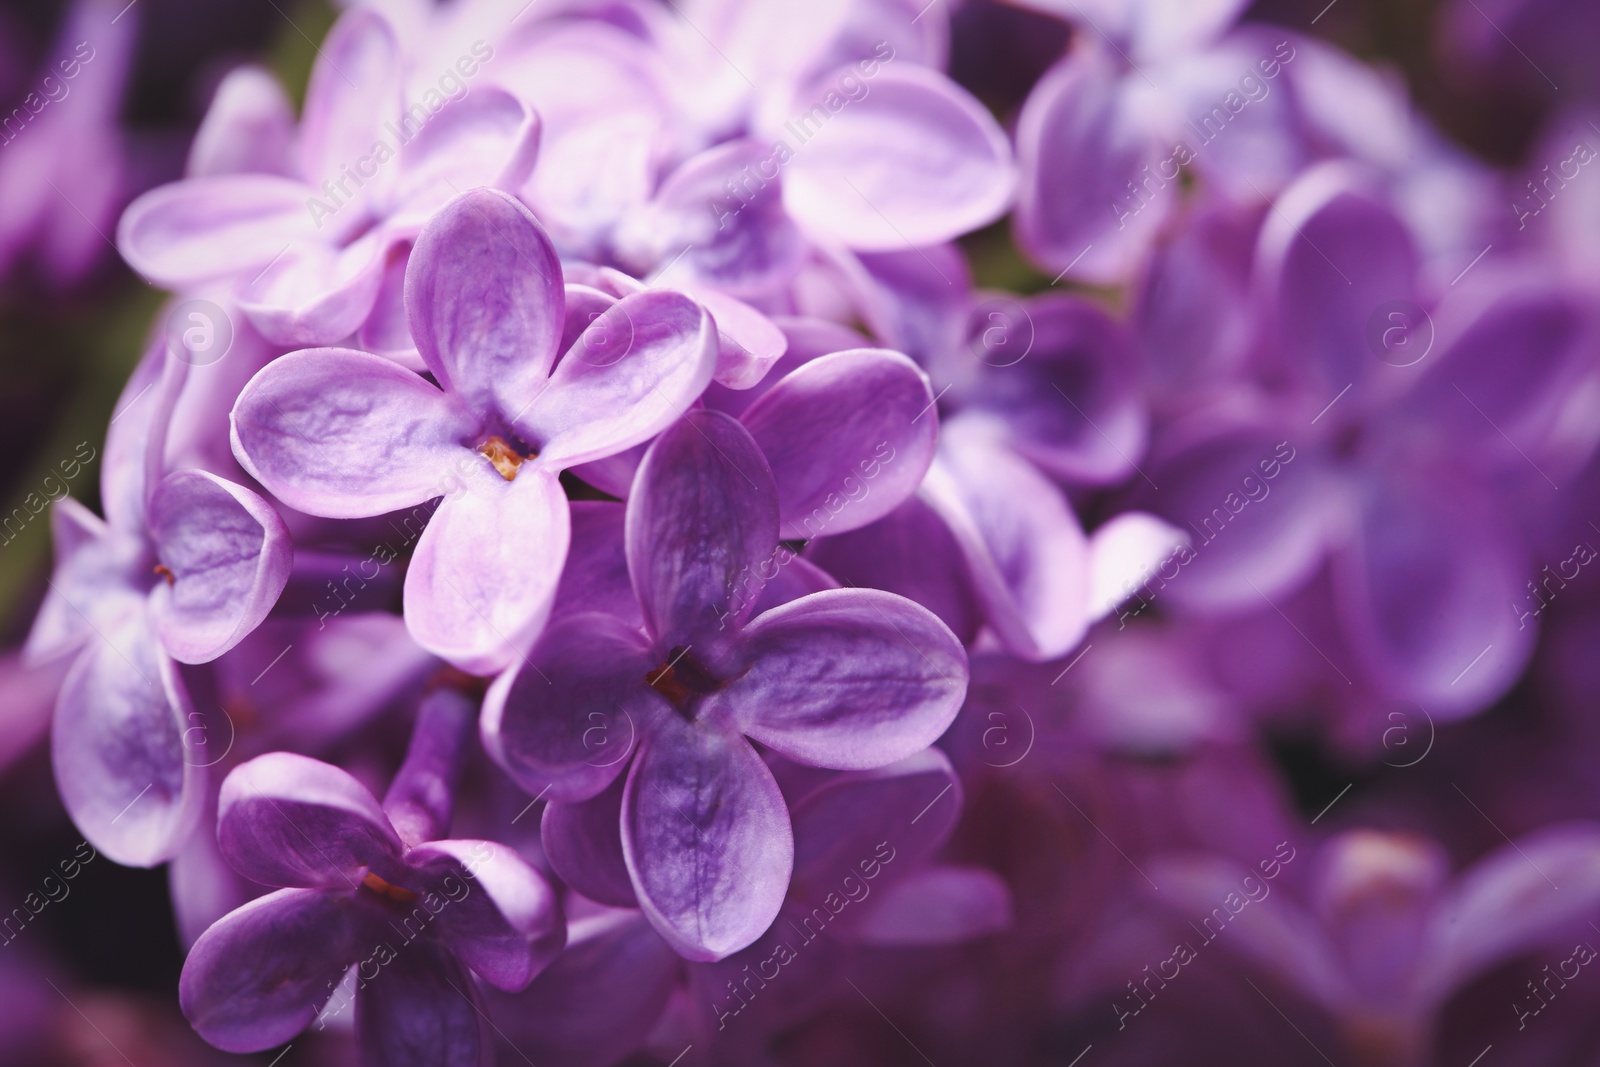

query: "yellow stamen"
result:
(361, 870), (419, 903)
(478, 435), (525, 481)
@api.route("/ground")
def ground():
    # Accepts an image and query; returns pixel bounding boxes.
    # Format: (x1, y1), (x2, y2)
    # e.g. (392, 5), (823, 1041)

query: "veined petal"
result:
(52, 608), (204, 867)
(147, 470), (292, 665)
(404, 839), (565, 992)
(622, 715), (793, 961)
(403, 467), (570, 675)
(405, 187), (564, 420)
(481, 612), (659, 803)
(723, 588), (967, 769)
(542, 777), (638, 907)
(626, 410), (780, 654)
(180, 888), (369, 1054)
(231, 347), (478, 519)
(355, 937), (492, 1067)
(740, 348), (937, 539)
(117, 175), (318, 287)
(525, 290), (718, 469)
(217, 751), (401, 889)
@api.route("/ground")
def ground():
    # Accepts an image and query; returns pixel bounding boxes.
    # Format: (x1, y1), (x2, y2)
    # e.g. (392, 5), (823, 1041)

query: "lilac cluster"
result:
(14, 0), (1600, 1063)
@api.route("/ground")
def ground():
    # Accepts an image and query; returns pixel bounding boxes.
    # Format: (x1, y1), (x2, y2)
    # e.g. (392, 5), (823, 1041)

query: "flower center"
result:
(645, 646), (725, 718)
(153, 564), (175, 586)
(478, 435), (532, 481)
(361, 870), (418, 903)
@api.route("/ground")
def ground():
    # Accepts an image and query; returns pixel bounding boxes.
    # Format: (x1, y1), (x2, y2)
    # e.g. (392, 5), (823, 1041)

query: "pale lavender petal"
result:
(180, 888), (368, 1053)
(298, 8), (401, 195)
(921, 424), (1091, 661)
(622, 715), (793, 961)
(146, 470), (292, 665)
(481, 612), (659, 803)
(187, 66), (297, 178)
(404, 839), (564, 992)
(217, 751), (401, 889)
(52, 608), (203, 867)
(239, 232), (392, 347)
(741, 349), (937, 539)
(117, 175), (318, 287)
(784, 65), (1015, 250)
(392, 89), (542, 225)
(688, 285), (789, 391)
(405, 187), (564, 420)
(403, 466), (570, 675)
(231, 347), (479, 519)
(626, 410), (780, 653)
(721, 588), (966, 769)
(523, 290), (718, 468)
(1086, 512), (1189, 622)
(24, 498), (125, 664)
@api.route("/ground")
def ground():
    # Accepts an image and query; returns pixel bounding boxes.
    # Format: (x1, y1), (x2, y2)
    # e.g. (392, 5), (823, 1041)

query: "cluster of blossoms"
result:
(13, 0), (1600, 1063)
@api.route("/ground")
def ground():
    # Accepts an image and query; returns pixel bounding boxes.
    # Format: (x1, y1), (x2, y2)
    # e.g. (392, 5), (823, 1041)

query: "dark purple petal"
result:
(622, 713), (793, 961)
(231, 348), (479, 519)
(405, 188), (564, 421)
(626, 410), (780, 654)
(146, 470), (292, 665)
(524, 290), (718, 468)
(402, 465), (570, 675)
(217, 752), (401, 889)
(551, 502), (641, 628)
(741, 348), (937, 539)
(403, 839), (564, 992)
(804, 496), (983, 644)
(355, 937), (492, 1067)
(180, 888), (369, 1054)
(481, 612), (660, 803)
(542, 776), (638, 907)
(52, 608), (203, 867)
(721, 589), (967, 769)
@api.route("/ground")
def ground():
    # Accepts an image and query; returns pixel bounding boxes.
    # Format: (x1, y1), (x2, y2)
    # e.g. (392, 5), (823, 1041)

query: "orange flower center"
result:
(478, 435), (527, 481)
(361, 870), (418, 903)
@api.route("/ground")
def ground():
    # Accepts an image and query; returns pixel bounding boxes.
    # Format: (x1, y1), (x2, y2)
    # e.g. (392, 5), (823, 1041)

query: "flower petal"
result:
(217, 751), (401, 889)
(405, 187), (564, 421)
(783, 65), (1015, 250)
(180, 888), (368, 1054)
(921, 424), (1091, 661)
(524, 290), (718, 469)
(25, 498), (129, 664)
(392, 89), (542, 225)
(116, 175), (317, 287)
(239, 232), (392, 347)
(404, 839), (565, 993)
(626, 410), (780, 655)
(403, 466), (571, 674)
(51, 608), (204, 867)
(481, 612), (659, 803)
(231, 347), (477, 519)
(355, 937), (492, 1067)
(691, 285), (791, 391)
(721, 588), (967, 769)
(147, 470), (292, 665)
(741, 348), (937, 539)
(187, 65), (298, 179)
(622, 716), (793, 961)
(551, 502), (640, 628)
(542, 776), (638, 907)
(298, 8), (401, 197)
(1014, 50), (1169, 283)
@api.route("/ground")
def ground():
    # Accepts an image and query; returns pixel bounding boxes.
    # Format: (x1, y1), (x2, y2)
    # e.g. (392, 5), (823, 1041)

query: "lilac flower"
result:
(25, 347), (292, 866)
(1145, 826), (1600, 1062)
(118, 8), (540, 346)
(489, 749), (1008, 1065)
(482, 410), (968, 959)
(231, 187), (717, 673)
(180, 686), (563, 1065)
